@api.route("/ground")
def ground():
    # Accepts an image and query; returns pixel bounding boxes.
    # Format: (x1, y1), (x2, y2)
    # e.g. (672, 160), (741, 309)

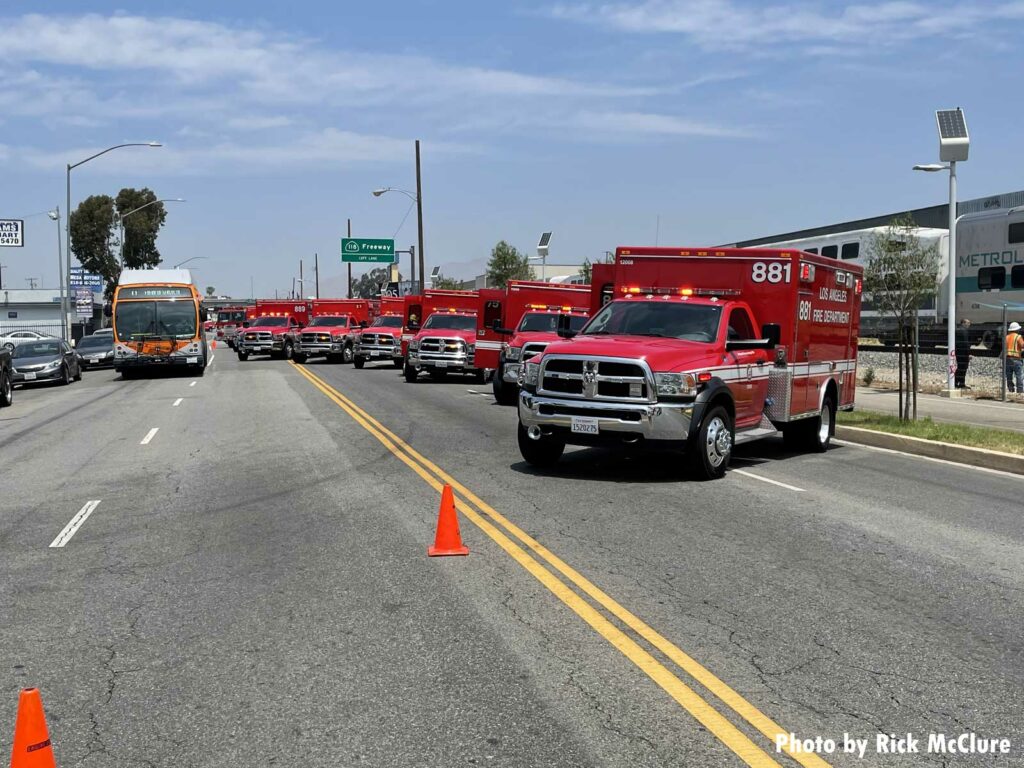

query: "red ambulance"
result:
(294, 299), (371, 364)
(403, 289), (503, 383)
(516, 247), (862, 479)
(236, 300), (311, 361)
(353, 296), (406, 369)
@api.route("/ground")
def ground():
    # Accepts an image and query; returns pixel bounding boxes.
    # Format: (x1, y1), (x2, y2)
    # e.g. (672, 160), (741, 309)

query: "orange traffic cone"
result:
(9, 688), (56, 768)
(428, 485), (469, 557)
(211, 340), (217, 349)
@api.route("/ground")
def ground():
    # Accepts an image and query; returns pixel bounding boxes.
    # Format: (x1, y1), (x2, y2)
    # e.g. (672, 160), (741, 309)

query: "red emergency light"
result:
(799, 264), (815, 282)
(855, 278), (863, 295)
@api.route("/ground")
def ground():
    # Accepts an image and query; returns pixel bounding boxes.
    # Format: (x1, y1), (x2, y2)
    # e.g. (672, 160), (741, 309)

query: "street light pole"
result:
(415, 140), (425, 295)
(47, 208), (64, 336)
(65, 141), (162, 339)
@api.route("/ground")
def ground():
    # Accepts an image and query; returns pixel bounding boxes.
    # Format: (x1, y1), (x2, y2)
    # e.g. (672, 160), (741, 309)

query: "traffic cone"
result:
(9, 688), (56, 768)
(211, 340), (217, 349)
(428, 485), (469, 557)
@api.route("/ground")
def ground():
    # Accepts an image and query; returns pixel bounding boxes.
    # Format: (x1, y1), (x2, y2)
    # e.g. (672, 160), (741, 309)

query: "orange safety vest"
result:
(1007, 332), (1024, 359)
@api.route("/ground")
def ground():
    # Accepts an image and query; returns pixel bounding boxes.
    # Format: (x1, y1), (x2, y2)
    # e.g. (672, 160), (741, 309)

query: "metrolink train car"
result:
(753, 207), (1024, 351)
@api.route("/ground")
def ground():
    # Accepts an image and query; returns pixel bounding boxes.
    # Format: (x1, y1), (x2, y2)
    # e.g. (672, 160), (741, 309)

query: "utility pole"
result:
(347, 218), (353, 299)
(0, 263), (6, 289)
(314, 253), (320, 299)
(299, 258), (304, 298)
(415, 140), (425, 295)
(409, 245), (416, 292)
(26, 277), (39, 289)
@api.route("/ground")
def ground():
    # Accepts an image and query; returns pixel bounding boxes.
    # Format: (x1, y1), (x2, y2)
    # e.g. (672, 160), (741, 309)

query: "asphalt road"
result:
(2, 347), (1022, 767)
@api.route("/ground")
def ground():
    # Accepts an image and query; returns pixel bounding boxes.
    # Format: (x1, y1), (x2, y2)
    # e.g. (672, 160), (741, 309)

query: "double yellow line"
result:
(291, 362), (830, 768)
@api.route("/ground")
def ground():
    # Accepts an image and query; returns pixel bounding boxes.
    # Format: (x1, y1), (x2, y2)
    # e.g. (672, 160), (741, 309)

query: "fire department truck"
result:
(517, 247), (862, 479)
(479, 281), (592, 405)
(354, 296), (406, 369)
(294, 299), (370, 364)
(403, 289), (503, 382)
(236, 300), (311, 361)
(213, 305), (249, 349)
(398, 294), (422, 358)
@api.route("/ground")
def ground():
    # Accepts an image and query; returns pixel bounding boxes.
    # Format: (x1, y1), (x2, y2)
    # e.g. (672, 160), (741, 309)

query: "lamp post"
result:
(372, 139), (426, 294)
(46, 208), (65, 337)
(913, 107), (969, 396)
(118, 197), (185, 266)
(172, 256), (208, 269)
(65, 141), (162, 339)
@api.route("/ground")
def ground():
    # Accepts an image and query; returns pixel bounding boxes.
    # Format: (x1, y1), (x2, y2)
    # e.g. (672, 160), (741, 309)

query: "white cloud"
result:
(573, 111), (756, 138)
(548, 1), (1024, 49)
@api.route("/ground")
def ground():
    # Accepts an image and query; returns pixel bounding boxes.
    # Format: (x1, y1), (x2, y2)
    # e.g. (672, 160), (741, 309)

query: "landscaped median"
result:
(836, 411), (1024, 475)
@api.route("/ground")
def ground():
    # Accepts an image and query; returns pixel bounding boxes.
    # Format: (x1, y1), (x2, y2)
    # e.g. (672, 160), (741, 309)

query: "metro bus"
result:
(112, 269), (208, 378)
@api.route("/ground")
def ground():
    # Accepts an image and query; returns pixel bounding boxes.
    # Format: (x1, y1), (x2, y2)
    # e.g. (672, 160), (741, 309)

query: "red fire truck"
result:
(294, 299), (371, 364)
(354, 296), (406, 369)
(236, 299), (311, 361)
(213, 305), (249, 349)
(403, 289), (503, 382)
(516, 247), (862, 479)
(481, 281), (592, 405)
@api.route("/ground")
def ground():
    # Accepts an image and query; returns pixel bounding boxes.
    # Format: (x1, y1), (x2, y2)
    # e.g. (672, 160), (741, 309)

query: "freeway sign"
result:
(0, 219), (24, 247)
(342, 237), (396, 263)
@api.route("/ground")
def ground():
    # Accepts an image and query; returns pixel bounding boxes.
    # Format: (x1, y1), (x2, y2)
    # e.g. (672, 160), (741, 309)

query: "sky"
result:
(1, 0), (1023, 298)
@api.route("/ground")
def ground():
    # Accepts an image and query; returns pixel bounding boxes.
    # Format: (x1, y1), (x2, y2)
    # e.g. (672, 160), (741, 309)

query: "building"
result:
(459, 263), (587, 290)
(0, 288), (102, 340)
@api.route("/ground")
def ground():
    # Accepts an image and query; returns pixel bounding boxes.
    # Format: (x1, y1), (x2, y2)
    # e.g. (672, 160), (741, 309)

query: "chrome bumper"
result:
(299, 342), (343, 355)
(518, 391), (695, 442)
(408, 352), (474, 370)
(356, 343), (402, 359)
(239, 338), (284, 352)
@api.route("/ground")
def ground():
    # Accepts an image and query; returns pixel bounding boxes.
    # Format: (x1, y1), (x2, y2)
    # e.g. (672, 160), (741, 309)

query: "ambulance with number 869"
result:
(516, 247), (862, 479)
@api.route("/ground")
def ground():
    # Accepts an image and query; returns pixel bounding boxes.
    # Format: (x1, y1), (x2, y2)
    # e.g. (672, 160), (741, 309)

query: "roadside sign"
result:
(75, 288), (93, 318)
(0, 219), (24, 247)
(379, 282), (401, 298)
(70, 268), (103, 293)
(341, 238), (396, 263)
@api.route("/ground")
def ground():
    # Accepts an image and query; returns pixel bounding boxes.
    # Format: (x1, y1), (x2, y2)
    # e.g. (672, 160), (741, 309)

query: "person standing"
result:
(954, 318), (972, 388)
(1006, 321), (1024, 394)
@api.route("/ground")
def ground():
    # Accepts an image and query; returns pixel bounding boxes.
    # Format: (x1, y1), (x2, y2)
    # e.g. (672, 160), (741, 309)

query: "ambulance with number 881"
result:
(516, 247), (862, 479)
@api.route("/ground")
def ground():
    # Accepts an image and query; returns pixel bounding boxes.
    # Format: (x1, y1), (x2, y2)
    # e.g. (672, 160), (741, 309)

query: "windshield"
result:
(372, 316), (403, 328)
(250, 316), (289, 327)
(422, 313), (476, 331)
(582, 301), (722, 343)
(114, 300), (199, 341)
(14, 341), (61, 358)
(517, 312), (589, 333)
(308, 316), (348, 327)
(76, 336), (112, 351)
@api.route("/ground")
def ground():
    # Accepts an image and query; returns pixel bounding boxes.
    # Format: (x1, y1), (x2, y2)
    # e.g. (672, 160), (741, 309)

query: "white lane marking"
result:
(732, 469), (805, 492)
(50, 500), (102, 548)
(465, 389), (491, 397)
(209, 354), (215, 366)
(140, 427), (159, 445)
(189, 381), (197, 387)
(173, 398), (183, 407)
(861, 392), (1024, 413)
(833, 439), (1024, 482)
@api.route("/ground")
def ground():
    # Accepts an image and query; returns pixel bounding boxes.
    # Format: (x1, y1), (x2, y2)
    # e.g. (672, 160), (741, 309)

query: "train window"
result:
(978, 267), (1006, 290)
(821, 245), (838, 259)
(1012, 265), (1024, 289)
(841, 242), (860, 260)
(805, 247), (819, 254)
(1009, 222), (1024, 244)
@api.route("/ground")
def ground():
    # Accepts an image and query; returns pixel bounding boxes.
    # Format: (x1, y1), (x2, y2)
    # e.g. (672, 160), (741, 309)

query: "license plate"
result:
(23, 372), (37, 380)
(370, 351), (381, 357)
(186, 357), (198, 364)
(253, 346), (265, 352)
(434, 360), (448, 368)
(571, 416), (599, 435)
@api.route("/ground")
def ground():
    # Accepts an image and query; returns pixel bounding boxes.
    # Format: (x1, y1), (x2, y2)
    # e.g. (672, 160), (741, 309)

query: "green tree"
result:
(205, 286), (216, 297)
(116, 188), (167, 270)
(69, 194), (119, 297)
(432, 273), (463, 290)
(486, 240), (534, 288)
(864, 214), (940, 421)
(579, 252), (613, 283)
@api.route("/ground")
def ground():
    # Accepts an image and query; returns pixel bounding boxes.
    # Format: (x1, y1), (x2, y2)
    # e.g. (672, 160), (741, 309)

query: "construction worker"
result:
(1006, 321), (1024, 393)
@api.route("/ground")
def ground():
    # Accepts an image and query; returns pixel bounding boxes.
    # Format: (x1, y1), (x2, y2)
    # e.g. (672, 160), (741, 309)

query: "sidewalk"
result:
(855, 387), (1024, 434)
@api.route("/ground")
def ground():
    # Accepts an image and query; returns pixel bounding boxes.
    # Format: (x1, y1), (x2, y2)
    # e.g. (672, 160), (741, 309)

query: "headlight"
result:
(518, 361), (540, 387)
(409, 340), (420, 351)
(505, 346), (521, 361)
(332, 334), (345, 342)
(45, 360), (62, 370)
(467, 344), (475, 354)
(654, 372), (697, 398)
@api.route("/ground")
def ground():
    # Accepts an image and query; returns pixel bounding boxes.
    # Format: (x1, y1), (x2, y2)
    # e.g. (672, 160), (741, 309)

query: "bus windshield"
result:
(582, 301), (722, 343)
(115, 301), (198, 341)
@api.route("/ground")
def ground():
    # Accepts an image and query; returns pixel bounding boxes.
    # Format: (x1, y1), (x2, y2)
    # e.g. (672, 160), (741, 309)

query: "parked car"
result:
(11, 339), (82, 386)
(75, 333), (115, 369)
(0, 346), (12, 407)
(1, 329), (55, 351)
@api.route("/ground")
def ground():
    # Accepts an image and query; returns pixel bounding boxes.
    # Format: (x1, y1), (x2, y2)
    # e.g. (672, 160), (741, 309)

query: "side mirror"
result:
(491, 319), (513, 336)
(761, 323), (781, 348)
(242, 321), (250, 328)
(360, 321), (367, 328)
(556, 314), (578, 339)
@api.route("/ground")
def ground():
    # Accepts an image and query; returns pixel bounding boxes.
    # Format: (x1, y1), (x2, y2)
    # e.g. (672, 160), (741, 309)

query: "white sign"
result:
(0, 219), (24, 247)
(76, 288), (93, 318)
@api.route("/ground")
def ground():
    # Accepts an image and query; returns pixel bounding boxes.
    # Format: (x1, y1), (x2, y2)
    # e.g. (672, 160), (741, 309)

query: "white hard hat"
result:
(1010, 322), (1022, 332)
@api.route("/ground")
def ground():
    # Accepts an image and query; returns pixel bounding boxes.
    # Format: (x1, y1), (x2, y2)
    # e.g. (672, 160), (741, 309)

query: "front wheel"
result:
(342, 344), (354, 364)
(404, 363), (418, 383)
(517, 422), (565, 468)
(0, 370), (12, 407)
(282, 341), (294, 360)
(689, 405), (732, 480)
(353, 356), (365, 369)
(60, 364), (71, 386)
(493, 369), (518, 406)
(73, 365), (82, 381)
(237, 351), (249, 361)
(293, 352), (307, 364)
(393, 358), (404, 369)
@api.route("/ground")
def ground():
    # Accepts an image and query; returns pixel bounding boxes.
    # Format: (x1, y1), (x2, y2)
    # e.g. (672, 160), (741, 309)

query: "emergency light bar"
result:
(524, 303), (588, 312)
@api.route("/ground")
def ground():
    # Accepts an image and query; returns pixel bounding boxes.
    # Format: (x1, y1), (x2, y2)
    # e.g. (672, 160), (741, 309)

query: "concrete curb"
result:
(835, 425), (1024, 475)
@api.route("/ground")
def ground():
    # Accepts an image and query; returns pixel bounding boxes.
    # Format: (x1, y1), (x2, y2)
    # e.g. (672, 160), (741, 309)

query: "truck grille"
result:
(538, 356), (652, 402)
(301, 332), (332, 343)
(244, 331), (273, 341)
(419, 337), (466, 356)
(361, 333), (395, 346)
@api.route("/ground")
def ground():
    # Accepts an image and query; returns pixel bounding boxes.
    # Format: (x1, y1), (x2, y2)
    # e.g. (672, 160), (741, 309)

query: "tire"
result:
(342, 344), (354, 364)
(517, 421), (565, 468)
(807, 395), (834, 453)
(353, 356), (365, 369)
(404, 363), (418, 383)
(689, 405), (732, 480)
(196, 362), (206, 377)
(73, 364), (82, 381)
(282, 341), (294, 360)
(393, 358), (404, 369)
(237, 351), (249, 361)
(494, 376), (519, 406)
(293, 353), (307, 364)
(0, 370), (12, 407)
(473, 368), (486, 384)
(60, 364), (71, 386)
